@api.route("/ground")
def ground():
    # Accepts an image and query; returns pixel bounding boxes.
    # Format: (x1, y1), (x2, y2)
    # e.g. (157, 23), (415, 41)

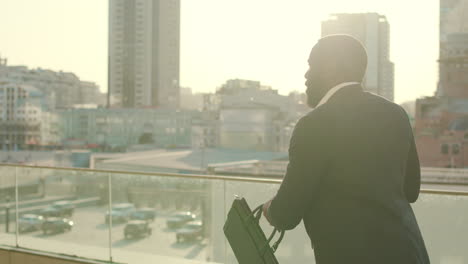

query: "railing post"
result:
(5, 200), (9, 233)
(223, 179), (228, 263)
(107, 173), (113, 263)
(15, 166), (19, 247)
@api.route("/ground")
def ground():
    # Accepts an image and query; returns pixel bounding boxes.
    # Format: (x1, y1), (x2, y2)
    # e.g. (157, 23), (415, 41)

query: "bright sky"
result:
(0, 0), (439, 103)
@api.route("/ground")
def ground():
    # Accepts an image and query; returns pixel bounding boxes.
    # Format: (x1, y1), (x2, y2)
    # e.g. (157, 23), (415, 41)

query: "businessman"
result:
(263, 35), (430, 264)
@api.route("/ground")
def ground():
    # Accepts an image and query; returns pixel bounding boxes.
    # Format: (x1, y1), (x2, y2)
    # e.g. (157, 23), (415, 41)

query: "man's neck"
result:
(325, 79), (358, 90)
(315, 81), (361, 109)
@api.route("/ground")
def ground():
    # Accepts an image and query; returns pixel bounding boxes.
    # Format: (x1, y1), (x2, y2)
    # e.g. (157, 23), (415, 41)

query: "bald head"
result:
(310, 35), (367, 82)
(305, 35), (368, 107)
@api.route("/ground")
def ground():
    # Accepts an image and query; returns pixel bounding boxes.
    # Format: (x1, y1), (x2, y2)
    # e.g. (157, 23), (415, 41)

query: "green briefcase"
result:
(224, 196), (285, 264)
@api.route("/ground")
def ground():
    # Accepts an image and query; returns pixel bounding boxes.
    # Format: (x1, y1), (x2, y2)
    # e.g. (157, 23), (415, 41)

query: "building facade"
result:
(0, 82), (60, 150)
(440, 0), (468, 46)
(414, 0), (468, 168)
(322, 13), (395, 101)
(438, 0), (468, 98)
(218, 103), (290, 152)
(59, 108), (191, 150)
(180, 87), (204, 111)
(108, 0), (180, 109)
(216, 79), (305, 152)
(0, 56), (104, 109)
(191, 110), (219, 149)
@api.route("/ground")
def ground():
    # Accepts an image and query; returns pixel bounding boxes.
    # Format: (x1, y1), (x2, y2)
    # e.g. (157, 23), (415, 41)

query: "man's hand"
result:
(262, 199), (274, 226)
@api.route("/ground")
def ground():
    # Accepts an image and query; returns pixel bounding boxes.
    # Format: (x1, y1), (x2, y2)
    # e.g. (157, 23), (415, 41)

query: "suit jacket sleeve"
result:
(404, 129), (421, 203)
(267, 115), (328, 230)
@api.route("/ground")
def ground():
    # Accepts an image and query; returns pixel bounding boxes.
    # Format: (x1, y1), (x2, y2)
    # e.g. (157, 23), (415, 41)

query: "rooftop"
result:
(93, 148), (287, 173)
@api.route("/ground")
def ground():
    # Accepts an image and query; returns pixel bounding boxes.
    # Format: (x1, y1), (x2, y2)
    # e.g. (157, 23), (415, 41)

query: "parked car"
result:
(124, 220), (152, 239)
(105, 203), (136, 224)
(18, 214), (44, 233)
(41, 218), (73, 235)
(176, 221), (203, 242)
(39, 207), (61, 218)
(166, 212), (196, 229)
(51, 201), (75, 216)
(130, 208), (156, 222)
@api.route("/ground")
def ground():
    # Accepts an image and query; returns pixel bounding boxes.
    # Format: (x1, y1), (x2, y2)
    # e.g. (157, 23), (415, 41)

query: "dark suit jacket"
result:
(268, 85), (430, 264)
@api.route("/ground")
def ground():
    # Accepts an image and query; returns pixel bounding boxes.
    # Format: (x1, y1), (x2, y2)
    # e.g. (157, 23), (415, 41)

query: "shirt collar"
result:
(315, 82), (361, 108)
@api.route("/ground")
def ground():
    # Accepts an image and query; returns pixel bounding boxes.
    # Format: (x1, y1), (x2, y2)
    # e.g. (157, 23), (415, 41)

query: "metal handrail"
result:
(1, 163), (468, 196)
(0, 163), (280, 184)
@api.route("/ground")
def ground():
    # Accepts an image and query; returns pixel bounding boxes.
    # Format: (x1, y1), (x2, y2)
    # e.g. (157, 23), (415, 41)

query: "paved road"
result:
(1, 206), (209, 262)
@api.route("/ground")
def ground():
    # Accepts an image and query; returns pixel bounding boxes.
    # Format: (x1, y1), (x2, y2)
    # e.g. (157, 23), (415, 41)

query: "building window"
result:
(441, 143), (449, 154)
(257, 136), (263, 145)
(452, 144), (460, 155)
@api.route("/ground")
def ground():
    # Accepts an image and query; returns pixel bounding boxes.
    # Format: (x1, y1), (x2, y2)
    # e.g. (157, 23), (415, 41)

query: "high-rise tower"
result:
(109, 0), (180, 108)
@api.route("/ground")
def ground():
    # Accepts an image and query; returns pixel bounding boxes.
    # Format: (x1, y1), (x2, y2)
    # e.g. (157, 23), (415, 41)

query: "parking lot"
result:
(1, 205), (209, 262)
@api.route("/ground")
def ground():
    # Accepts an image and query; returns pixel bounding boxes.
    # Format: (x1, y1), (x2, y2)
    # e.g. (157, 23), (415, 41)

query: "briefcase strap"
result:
(245, 205), (284, 255)
(271, 229), (285, 252)
(252, 205), (286, 255)
(267, 228), (277, 243)
(244, 205), (263, 224)
(260, 228), (285, 254)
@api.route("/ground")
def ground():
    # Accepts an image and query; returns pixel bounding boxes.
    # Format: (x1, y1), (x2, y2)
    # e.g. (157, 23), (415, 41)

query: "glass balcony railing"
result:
(0, 164), (467, 264)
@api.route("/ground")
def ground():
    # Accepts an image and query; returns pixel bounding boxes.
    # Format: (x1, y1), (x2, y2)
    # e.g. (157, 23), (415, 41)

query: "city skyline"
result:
(0, 0), (439, 104)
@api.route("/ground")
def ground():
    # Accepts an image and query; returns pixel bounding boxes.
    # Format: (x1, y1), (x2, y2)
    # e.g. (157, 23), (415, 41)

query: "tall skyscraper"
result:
(109, 0), (180, 109)
(322, 13), (395, 102)
(438, 0), (468, 97)
(440, 0), (468, 42)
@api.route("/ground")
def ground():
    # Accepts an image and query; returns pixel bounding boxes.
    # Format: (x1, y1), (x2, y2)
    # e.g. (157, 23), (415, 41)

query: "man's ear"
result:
(322, 59), (343, 82)
(320, 62), (334, 81)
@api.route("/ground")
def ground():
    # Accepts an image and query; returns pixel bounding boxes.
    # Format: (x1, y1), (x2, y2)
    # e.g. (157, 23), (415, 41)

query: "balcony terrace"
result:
(0, 164), (467, 264)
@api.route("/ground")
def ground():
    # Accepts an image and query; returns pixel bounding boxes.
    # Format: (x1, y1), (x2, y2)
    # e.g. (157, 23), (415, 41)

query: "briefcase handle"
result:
(252, 205), (286, 254)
